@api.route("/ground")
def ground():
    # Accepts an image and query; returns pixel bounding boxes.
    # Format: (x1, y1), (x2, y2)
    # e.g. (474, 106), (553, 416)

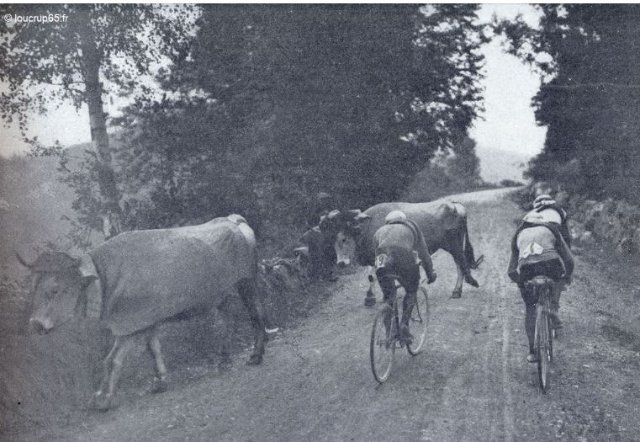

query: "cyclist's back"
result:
(516, 225), (567, 281)
(509, 208), (574, 285)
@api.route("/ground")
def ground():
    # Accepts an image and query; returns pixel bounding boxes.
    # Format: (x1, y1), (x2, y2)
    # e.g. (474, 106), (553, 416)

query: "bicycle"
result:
(525, 275), (555, 393)
(370, 276), (429, 383)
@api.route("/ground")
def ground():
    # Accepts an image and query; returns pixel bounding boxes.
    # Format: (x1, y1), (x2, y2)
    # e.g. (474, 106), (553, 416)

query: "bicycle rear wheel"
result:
(535, 303), (551, 393)
(407, 286), (429, 356)
(370, 305), (396, 383)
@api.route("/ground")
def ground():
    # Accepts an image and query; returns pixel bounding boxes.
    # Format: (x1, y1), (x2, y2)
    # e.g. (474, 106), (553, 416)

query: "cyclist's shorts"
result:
(519, 258), (564, 306)
(374, 246), (420, 295)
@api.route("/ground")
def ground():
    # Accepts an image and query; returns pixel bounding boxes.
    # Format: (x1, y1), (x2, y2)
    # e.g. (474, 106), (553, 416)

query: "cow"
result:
(319, 201), (483, 303)
(17, 214), (268, 410)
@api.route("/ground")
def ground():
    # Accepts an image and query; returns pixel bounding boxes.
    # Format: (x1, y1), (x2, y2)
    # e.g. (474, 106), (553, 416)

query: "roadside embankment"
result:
(518, 182), (640, 255)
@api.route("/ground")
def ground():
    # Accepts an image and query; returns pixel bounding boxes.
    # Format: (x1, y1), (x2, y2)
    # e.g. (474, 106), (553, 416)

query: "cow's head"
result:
(17, 251), (96, 334)
(318, 209), (370, 267)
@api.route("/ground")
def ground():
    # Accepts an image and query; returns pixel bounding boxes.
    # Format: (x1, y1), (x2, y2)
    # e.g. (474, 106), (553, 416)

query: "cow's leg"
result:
(238, 278), (267, 365)
(444, 230), (479, 299)
(215, 303), (233, 370)
(91, 334), (136, 410)
(364, 269), (376, 307)
(147, 327), (168, 393)
(97, 337), (119, 395)
(452, 262), (464, 299)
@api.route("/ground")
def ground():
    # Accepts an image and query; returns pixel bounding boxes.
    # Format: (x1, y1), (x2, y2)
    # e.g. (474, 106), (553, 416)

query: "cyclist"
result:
(508, 198), (574, 362)
(373, 210), (437, 344)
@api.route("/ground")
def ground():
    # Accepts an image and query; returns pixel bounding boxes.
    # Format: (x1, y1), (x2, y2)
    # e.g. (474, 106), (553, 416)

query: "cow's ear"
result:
(346, 210), (370, 227)
(354, 212), (370, 222)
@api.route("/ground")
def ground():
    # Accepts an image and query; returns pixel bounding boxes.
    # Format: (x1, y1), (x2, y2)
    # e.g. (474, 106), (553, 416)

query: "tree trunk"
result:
(76, 6), (122, 238)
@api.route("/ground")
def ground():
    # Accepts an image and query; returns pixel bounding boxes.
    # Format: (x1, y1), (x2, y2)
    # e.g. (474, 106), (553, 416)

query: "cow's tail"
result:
(462, 213), (483, 270)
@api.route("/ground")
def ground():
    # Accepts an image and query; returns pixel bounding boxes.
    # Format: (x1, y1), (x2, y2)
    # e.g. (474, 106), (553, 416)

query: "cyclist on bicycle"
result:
(373, 210), (437, 344)
(508, 197), (574, 362)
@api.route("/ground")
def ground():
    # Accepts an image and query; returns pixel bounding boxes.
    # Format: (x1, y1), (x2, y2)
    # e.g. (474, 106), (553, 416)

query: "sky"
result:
(471, 4), (546, 158)
(0, 4), (547, 163)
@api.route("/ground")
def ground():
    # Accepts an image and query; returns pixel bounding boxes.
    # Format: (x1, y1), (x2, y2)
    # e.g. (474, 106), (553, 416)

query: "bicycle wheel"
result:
(535, 303), (551, 393)
(370, 305), (396, 383)
(407, 286), (429, 356)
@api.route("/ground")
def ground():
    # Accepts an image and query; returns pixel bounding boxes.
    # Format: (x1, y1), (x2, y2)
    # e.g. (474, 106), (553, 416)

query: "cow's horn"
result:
(327, 210), (340, 219)
(15, 251), (33, 268)
(355, 212), (371, 221)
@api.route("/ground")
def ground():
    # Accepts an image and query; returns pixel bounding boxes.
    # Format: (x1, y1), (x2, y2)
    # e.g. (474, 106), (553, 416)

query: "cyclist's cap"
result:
(385, 210), (407, 223)
(533, 194), (554, 209)
(523, 207), (562, 224)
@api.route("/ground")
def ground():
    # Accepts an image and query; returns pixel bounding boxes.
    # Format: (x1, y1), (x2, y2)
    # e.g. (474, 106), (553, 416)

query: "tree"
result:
(497, 5), (640, 202)
(0, 4), (194, 236)
(112, 5), (486, 237)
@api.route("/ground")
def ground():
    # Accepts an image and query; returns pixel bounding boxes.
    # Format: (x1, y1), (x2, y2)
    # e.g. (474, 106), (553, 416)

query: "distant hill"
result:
(476, 147), (530, 184)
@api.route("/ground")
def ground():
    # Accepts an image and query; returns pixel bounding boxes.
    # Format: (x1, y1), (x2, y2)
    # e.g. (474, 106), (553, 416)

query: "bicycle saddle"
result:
(525, 275), (554, 288)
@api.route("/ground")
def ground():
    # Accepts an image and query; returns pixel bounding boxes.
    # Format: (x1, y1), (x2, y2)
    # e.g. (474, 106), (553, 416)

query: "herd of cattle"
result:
(16, 200), (482, 410)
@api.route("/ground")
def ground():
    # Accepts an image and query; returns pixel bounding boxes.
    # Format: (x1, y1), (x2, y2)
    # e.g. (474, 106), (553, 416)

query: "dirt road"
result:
(16, 188), (640, 441)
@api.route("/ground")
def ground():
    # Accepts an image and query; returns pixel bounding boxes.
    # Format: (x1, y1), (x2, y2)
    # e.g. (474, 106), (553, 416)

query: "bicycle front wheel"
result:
(407, 286), (429, 356)
(535, 303), (551, 393)
(370, 305), (396, 383)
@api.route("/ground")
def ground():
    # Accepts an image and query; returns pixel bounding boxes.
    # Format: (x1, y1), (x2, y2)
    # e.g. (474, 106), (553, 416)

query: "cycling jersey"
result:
(508, 221), (573, 285)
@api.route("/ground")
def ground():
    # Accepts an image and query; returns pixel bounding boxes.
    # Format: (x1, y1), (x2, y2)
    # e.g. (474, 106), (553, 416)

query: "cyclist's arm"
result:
(558, 209), (572, 248)
(556, 232), (574, 280)
(414, 227), (435, 276)
(507, 231), (520, 284)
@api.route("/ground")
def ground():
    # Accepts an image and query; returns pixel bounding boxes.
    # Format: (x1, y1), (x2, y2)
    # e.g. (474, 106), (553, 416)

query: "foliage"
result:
(111, 5), (486, 236)
(404, 137), (485, 202)
(26, 140), (64, 158)
(500, 179), (524, 188)
(0, 4), (194, 131)
(496, 5), (640, 203)
(0, 4), (196, 236)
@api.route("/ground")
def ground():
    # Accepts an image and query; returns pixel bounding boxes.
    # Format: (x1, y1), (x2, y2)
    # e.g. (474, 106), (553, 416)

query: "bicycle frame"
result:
(525, 275), (555, 393)
(382, 277), (405, 349)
